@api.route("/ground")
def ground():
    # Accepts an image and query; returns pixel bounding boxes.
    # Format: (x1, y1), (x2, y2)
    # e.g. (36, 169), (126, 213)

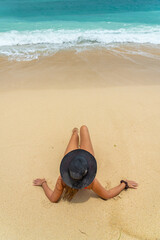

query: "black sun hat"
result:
(60, 149), (97, 189)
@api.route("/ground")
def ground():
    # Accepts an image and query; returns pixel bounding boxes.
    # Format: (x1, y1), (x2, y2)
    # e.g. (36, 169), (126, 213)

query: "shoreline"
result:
(0, 42), (160, 62)
(0, 47), (160, 92)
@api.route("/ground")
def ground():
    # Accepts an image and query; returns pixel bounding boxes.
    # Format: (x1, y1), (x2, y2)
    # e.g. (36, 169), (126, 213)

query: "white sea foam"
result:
(0, 26), (160, 60)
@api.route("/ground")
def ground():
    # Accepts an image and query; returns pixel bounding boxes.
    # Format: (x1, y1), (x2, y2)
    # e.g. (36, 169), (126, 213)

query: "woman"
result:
(33, 125), (138, 202)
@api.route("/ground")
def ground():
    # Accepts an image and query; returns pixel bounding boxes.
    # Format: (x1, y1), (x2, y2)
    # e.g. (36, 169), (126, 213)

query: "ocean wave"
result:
(0, 27), (160, 60)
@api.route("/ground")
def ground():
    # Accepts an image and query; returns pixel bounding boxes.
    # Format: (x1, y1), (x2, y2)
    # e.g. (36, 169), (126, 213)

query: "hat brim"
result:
(60, 149), (97, 189)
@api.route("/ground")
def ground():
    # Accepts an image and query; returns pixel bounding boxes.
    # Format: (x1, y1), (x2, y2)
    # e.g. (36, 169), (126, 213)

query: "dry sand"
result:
(0, 49), (160, 240)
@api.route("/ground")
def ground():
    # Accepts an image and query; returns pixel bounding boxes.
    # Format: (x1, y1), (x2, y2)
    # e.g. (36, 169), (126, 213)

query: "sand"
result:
(0, 48), (160, 240)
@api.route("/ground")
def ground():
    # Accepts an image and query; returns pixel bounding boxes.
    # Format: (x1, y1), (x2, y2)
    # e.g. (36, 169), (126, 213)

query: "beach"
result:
(0, 48), (160, 240)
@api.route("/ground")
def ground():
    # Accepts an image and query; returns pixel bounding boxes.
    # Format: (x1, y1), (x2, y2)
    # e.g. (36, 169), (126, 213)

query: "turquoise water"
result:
(0, 0), (160, 60)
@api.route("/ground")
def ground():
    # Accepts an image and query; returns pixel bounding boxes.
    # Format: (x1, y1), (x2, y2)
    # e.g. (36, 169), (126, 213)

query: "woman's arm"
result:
(91, 178), (138, 200)
(33, 176), (64, 203)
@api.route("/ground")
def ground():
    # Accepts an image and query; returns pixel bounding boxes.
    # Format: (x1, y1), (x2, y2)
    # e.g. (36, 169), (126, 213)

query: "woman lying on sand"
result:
(33, 125), (138, 202)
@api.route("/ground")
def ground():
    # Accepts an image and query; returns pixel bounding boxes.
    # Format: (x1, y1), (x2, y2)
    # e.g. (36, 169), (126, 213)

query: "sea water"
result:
(0, 0), (160, 60)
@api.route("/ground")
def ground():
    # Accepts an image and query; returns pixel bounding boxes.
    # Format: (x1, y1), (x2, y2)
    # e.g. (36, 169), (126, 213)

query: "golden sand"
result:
(0, 49), (160, 240)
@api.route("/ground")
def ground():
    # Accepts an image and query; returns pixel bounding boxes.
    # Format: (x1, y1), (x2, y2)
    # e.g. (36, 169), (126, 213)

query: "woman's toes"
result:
(72, 127), (79, 133)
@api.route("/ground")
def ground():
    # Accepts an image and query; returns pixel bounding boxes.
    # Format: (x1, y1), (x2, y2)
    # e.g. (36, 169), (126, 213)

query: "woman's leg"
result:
(80, 125), (95, 156)
(64, 128), (79, 156)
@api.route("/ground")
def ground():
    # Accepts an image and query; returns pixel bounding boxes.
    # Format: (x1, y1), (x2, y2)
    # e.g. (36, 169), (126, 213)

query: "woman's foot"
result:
(72, 127), (79, 134)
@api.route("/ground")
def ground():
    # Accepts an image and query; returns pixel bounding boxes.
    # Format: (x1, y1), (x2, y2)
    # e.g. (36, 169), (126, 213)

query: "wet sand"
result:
(0, 47), (160, 90)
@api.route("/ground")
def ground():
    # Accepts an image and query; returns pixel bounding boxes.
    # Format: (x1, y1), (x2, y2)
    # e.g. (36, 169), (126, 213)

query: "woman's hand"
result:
(33, 178), (46, 186)
(126, 180), (138, 189)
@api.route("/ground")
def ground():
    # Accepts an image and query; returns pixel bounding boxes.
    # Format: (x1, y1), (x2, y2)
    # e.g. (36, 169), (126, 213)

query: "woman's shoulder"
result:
(58, 175), (66, 187)
(85, 178), (97, 189)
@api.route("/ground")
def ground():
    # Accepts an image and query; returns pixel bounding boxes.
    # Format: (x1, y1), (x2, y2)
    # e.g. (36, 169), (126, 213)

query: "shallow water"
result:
(0, 0), (160, 60)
